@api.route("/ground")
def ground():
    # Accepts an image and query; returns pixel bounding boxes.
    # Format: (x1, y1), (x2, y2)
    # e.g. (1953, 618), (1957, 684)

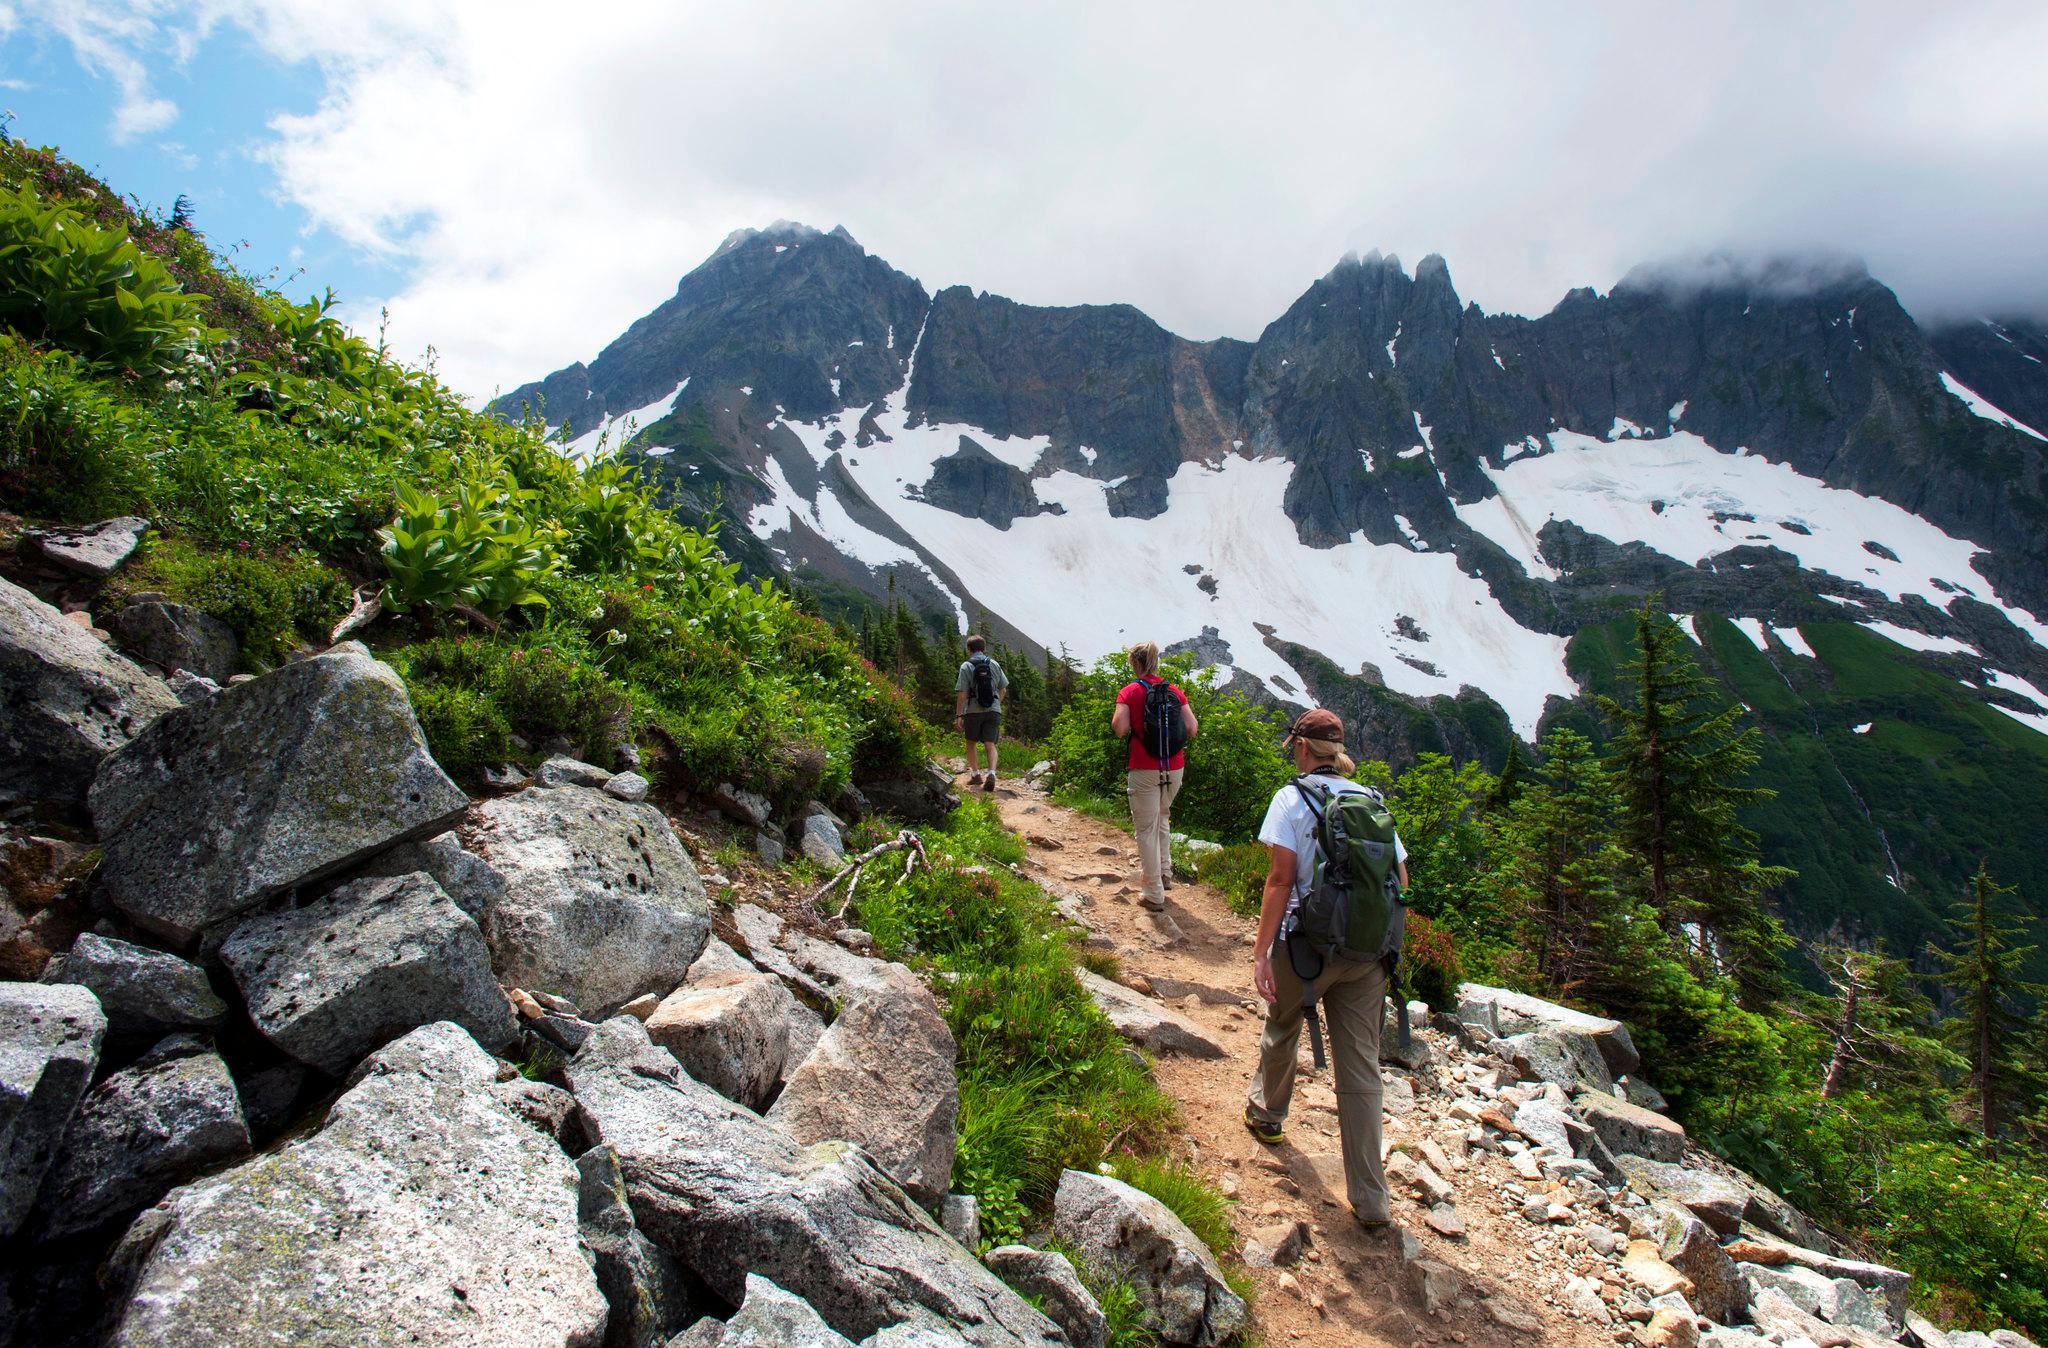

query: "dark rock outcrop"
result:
(0, 981), (106, 1236)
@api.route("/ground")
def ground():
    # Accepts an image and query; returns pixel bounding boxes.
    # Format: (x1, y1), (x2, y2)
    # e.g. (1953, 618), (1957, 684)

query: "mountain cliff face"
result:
(491, 227), (2048, 962)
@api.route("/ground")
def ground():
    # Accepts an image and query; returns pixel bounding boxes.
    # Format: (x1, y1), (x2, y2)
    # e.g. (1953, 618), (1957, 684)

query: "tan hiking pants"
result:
(1245, 943), (1389, 1221)
(1126, 768), (1183, 904)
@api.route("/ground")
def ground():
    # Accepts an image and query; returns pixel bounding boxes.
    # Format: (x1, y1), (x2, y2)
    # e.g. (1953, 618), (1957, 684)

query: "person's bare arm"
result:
(954, 686), (967, 725)
(1182, 704), (1199, 739)
(1252, 845), (1297, 1004)
(1397, 859), (1409, 892)
(1111, 701), (1131, 738)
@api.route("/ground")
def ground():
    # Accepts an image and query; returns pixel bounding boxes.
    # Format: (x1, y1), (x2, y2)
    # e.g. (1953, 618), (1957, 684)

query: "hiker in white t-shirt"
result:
(1243, 707), (1409, 1229)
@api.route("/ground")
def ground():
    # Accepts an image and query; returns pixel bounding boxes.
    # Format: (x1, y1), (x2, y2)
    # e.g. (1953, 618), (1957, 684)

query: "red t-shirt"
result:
(1119, 678), (1188, 771)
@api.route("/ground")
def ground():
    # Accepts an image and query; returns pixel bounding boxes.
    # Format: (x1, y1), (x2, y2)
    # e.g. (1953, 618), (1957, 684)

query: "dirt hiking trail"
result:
(969, 766), (1628, 1348)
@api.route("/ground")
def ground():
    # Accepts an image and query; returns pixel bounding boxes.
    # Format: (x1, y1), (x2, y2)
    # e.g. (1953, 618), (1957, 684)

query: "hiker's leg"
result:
(1126, 770), (1166, 903)
(1247, 946), (1308, 1125)
(984, 723), (1000, 774)
(964, 734), (982, 775)
(1154, 768), (1183, 890)
(1322, 957), (1389, 1221)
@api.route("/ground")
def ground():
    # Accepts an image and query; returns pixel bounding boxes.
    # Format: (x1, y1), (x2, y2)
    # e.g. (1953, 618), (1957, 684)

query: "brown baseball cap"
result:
(1284, 707), (1345, 747)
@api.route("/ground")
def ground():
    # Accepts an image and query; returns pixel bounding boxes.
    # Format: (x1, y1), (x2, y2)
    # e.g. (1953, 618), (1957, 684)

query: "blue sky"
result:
(1, 18), (400, 313)
(4, 2), (2045, 401)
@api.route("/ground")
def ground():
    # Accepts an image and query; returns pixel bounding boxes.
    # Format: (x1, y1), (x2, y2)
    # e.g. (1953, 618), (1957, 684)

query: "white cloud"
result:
(20, 0), (2048, 398)
(22, 0), (179, 140)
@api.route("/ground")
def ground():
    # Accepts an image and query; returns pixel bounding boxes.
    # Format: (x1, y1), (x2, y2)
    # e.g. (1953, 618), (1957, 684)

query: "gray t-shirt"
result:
(956, 655), (1008, 710)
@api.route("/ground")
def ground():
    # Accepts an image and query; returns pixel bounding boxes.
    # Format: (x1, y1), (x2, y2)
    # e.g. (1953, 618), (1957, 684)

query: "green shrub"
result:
(409, 683), (514, 780)
(378, 476), (559, 618)
(1194, 842), (1268, 920)
(0, 184), (206, 375)
(1047, 654), (1290, 843)
(106, 540), (351, 669)
(1402, 912), (1462, 1009)
(0, 343), (152, 517)
(393, 637), (635, 768)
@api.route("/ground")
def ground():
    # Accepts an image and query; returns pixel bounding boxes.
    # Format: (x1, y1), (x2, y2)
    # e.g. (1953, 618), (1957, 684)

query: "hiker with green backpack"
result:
(1244, 707), (1409, 1230)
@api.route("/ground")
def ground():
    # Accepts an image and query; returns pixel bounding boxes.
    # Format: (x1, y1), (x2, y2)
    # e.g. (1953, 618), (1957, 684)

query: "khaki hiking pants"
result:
(1246, 944), (1389, 1221)
(1126, 768), (1183, 905)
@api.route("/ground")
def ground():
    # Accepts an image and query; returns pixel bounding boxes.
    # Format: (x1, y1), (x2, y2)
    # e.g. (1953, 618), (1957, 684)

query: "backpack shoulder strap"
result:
(1290, 774), (1330, 823)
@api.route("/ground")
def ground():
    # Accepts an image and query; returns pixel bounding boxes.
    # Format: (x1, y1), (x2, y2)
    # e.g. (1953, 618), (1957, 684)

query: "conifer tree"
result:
(1810, 945), (1959, 1099)
(1931, 864), (2046, 1139)
(1493, 729), (1637, 999)
(1597, 598), (1793, 1002)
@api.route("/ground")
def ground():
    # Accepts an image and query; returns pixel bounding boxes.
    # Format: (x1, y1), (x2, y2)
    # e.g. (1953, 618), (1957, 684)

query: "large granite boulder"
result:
(352, 829), (506, 919)
(0, 575), (178, 805)
(577, 1143), (691, 1348)
(1052, 1169), (1248, 1346)
(1458, 983), (1640, 1077)
(33, 1040), (250, 1238)
(1738, 1261), (1894, 1337)
(1618, 1156), (1751, 1235)
(1576, 1089), (1687, 1163)
(106, 601), (238, 682)
(24, 516), (149, 576)
(984, 1246), (1107, 1348)
(464, 783), (710, 1013)
(220, 871), (516, 1074)
(0, 981), (106, 1236)
(102, 1023), (606, 1347)
(646, 971), (797, 1112)
(89, 643), (468, 943)
(563, 1017), (1061, 1348)
(766, 965), (958, 1207)
(41, 932), (226, 1048)
(1496, 1028), (1614, 1093)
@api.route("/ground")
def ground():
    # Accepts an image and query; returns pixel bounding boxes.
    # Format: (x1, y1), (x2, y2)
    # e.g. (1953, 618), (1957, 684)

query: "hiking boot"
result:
(981, 773), (996, 792)
(1138, 894), (1167, 912)
(965, 772), (985, 789)
(1244, 1109), (1284, 1145)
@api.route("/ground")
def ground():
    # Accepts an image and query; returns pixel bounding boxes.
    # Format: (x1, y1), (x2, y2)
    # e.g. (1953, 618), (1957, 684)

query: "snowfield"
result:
(757, 399), (1573, 735)
(1458, 430), (2045, 646)
(733, 361), (2044, 742)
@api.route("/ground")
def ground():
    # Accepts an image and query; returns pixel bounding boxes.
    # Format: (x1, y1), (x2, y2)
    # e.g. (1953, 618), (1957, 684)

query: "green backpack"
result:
(1282, 774), (1410, 1065)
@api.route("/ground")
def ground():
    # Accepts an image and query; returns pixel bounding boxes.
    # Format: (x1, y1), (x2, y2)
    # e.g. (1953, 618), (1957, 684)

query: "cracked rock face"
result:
(103, 1022), (606, 1348)
(765, 964), (958, 1207)
(89, 642), (468, 943)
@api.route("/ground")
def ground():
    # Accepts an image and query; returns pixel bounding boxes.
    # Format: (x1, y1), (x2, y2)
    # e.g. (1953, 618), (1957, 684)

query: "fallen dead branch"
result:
(811, 829), (930, 920)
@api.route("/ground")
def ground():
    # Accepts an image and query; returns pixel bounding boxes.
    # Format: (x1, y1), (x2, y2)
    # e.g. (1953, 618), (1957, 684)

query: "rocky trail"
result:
(976, 763), (1959, 1348)
(982, 768), (1611, 1348)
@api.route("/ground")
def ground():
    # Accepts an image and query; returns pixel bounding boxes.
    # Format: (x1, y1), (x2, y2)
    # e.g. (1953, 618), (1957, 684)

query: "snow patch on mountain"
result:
(1941, 371), (2048, 442)
(1859, 620), (1976, 657)
(563, 379), (689, 460)
(1460, 432), (2037, 641)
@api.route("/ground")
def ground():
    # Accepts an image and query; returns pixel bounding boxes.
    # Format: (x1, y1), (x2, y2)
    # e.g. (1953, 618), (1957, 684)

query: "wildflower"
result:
(587, 605), (605, 620)
(604, 629), (627, 646)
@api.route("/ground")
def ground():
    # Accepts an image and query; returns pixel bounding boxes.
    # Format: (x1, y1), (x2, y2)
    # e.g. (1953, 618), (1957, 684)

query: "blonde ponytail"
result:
(1128, 641), (1160, 678)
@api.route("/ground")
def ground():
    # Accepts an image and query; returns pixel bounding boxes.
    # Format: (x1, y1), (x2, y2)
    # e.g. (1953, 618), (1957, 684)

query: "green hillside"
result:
(1559, 612), (2048, 977)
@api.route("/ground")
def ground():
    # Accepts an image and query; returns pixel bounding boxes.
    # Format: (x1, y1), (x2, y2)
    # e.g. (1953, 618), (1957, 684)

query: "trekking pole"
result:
(1303, 998), (1329, 1071)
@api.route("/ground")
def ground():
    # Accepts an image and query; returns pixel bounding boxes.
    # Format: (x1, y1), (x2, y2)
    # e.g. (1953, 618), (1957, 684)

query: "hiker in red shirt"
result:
(1110, 642), (1198, 913)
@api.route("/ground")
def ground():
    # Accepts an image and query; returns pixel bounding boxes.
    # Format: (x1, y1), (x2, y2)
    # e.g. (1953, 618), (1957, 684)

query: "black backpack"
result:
(1282, 775), (1412, 1066)
(970, 654), (997, 709)
(1136, 679), (1187, 762)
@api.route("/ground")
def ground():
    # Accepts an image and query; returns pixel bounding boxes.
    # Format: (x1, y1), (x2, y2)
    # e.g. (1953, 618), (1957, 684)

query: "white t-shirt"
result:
(1257, 774), (1407, 912)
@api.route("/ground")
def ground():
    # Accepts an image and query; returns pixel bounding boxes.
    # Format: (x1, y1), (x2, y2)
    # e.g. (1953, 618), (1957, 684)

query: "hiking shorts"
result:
(960, 709), (1001, 744)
